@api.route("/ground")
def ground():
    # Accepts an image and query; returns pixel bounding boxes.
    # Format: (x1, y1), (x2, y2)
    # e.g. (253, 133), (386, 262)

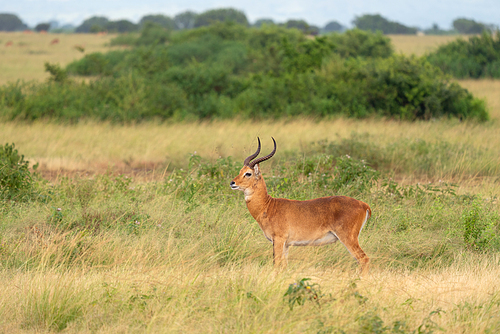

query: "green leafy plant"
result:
(0, 143), (38, 200)
(284, 278), (322, 310)
(461, 198), (499, 251)
(332, 155), (379, 193)
(44, 62), (68, 83)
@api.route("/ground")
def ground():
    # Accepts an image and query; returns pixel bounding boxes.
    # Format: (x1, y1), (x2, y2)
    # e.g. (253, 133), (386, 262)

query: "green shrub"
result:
(44, 62), (68, 83)
(283, 278), (322, 310)
(426, 32), (500, 78)
(135, 22), (171, 46)
(461, 198), (500, 252)
(0, 143), (38, 200)
(319, 55), (488, 120)
(237, 55), (487, 120)
(66, 51), (127, 76)
(327, 29), (393, 59)
(332, 155), (379, 193)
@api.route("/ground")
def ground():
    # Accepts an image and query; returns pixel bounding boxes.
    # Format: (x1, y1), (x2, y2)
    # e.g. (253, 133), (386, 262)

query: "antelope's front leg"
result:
(272, 238), (288, 269)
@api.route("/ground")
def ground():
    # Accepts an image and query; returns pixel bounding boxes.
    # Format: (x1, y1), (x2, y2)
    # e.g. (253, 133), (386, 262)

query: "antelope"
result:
(230, 138), (371, 273)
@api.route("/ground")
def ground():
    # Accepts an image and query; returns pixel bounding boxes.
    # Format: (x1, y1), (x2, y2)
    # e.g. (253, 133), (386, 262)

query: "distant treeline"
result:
(0, 10), (498, 35)
(0, 23), (487, 123)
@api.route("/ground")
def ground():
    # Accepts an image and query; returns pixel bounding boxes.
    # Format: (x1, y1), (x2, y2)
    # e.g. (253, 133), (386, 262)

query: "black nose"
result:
(230, 181), (235, 186)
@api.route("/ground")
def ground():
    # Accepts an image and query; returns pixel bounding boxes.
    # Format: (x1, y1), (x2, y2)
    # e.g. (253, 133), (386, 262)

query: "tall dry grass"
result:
(1, 230), (499, 332)
(1, 116), (499, 180)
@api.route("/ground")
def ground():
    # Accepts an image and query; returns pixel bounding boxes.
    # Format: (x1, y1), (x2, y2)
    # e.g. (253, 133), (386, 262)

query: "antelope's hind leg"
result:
(333, 230), (369, 274)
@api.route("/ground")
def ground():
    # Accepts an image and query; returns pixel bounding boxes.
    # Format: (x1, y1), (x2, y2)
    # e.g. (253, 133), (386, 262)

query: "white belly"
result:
(288, 232), (338, 246)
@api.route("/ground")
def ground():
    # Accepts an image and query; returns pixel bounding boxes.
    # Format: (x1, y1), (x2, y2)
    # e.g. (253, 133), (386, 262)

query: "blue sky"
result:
(3, 0), (500, 29)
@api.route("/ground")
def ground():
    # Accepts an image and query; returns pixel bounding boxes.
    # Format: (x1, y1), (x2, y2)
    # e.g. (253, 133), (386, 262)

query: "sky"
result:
(3, 0), (500, 30)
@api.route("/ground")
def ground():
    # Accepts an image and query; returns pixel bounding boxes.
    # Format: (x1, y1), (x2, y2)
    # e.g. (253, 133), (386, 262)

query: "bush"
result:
(327, 29), (393, 59)
(461, 198), (500, 252)
(136, 22), (171, 46)
(331, 155), (379, 193)
(319, 55), (488, 120)
(426, 32), (500, 78)
(45, 62), (68, 83)
(0, 143), (38, 200)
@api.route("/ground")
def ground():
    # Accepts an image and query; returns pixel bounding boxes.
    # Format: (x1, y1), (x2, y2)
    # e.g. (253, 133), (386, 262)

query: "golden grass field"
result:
(0, 32), (118, 85)
(389, 34), (469, 56)
(1, 33), (500, 333)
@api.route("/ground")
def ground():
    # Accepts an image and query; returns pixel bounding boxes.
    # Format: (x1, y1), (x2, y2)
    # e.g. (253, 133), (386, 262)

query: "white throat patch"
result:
(244, 188), (253, 202)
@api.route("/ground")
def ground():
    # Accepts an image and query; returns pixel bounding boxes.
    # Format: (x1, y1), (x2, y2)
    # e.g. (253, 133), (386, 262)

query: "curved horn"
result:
(244, 137), (261, 166)
(249, 137), (276, 168)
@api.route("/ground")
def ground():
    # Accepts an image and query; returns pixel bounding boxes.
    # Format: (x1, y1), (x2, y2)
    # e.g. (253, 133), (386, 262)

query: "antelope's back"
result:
(273, 195), (368, 223)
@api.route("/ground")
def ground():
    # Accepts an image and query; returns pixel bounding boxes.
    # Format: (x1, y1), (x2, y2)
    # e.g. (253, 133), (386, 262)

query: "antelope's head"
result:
(230, 137), (277, 195)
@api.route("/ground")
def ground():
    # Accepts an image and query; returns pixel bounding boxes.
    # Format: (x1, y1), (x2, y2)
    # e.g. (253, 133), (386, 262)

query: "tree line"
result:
(0, 10), (497, 35)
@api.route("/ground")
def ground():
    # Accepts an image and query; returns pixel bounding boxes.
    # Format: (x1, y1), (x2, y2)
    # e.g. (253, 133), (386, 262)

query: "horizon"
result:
(2, 0), (500, 31)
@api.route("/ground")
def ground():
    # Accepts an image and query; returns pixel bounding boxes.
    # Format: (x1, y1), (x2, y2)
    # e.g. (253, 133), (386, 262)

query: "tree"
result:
(35, 23), (51, 32)
(194, 8), (248, 28)
(453, 18), (486, 34)
(353, 14), (417, 34)
(106, 20), (138, 33)
(174, 11), (197, 30)
(284, 19), (319, 35)
(323, 21), (344, 33)
(140, 14), (175, 30)
(136, 22), (170, 45)
(0, 13), (28, 31)
(254, 18), (275, 28)
(76, 16), (109, 33)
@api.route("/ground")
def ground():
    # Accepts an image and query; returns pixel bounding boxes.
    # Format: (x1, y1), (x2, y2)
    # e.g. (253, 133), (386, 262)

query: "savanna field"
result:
(1, 30), (500, 333)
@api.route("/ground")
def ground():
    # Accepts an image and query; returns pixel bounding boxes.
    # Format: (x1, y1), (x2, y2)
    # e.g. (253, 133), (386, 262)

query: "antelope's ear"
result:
(253, 164), (261, 176)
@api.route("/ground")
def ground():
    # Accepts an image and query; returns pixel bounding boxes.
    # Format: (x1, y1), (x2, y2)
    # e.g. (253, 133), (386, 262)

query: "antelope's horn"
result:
(244, 137), (261, 166)
(249, 137), (276, 168)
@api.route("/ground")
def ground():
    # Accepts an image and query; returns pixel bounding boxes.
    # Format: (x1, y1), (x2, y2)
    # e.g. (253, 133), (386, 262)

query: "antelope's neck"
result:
(245, 180), (273, 221)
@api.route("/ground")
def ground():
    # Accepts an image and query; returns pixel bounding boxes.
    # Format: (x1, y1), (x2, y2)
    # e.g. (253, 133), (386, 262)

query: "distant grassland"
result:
(0, 32), (119, 85)
(388, 34), (469, 56)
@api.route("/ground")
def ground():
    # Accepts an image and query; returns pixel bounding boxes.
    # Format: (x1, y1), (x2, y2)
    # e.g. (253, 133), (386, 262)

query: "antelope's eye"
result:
(244, 172), (252, 177)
